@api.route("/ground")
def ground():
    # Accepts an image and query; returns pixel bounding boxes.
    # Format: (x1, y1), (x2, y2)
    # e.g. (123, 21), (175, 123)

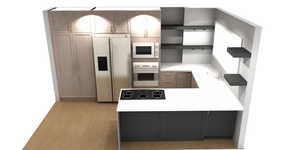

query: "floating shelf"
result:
(161, 43), (182, 49)
(224, 74), (247, 86)
(161, 43), (213, 50)
(227, 47), (251, 58)
(161, 24), (215, 30)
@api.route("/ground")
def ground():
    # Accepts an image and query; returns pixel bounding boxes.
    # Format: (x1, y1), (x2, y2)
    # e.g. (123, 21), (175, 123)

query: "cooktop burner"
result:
(120, 89), (166, 100)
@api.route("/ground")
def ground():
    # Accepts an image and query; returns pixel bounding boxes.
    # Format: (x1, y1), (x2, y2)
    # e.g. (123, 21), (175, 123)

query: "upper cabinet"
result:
(71, 11), (131, 34)
(184, 8), (216, 26)
(50, 12), (73, 32)
(129, 12), (161, 37)
(113, 12), (129, 33)
(50, 10), (160, 36)
(71, 12), (113, 33)
(93, 12), (114, 33)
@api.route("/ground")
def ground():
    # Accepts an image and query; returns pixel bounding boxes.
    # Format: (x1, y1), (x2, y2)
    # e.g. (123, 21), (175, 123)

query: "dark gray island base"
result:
(119, 111), (237, 141)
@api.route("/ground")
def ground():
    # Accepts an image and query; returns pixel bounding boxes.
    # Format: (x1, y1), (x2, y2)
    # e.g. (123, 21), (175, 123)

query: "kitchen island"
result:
(117, 64), (243, 149)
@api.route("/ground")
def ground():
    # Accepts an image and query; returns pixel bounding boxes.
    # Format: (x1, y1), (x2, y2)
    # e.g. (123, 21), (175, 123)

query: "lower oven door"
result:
(133, 73), (159, 87)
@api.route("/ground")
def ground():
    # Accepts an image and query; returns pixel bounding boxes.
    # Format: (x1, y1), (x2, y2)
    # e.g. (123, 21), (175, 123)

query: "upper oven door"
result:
(133, 42), (154, 58)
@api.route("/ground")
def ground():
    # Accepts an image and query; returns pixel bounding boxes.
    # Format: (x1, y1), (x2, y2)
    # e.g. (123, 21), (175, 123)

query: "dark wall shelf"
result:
(227, 47), (251, 58)
(162, 24), (215, 30)
(224, 74), (247, 86)
(161, 43), (213, 50)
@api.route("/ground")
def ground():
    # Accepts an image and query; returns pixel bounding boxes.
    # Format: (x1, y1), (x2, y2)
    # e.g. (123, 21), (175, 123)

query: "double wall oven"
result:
(133, 62), (159, 87)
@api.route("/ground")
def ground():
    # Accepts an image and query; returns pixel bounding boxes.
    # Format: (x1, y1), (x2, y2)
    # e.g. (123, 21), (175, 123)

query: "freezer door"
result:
(110, 37), (131, 101)
(92, 36), (113, 102)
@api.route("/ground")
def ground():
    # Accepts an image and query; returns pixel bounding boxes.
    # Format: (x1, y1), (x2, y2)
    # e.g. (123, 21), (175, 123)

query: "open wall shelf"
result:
(224, 74), (247, 86)
(227, 47), (251, 58)
(161, 43), (213, 50)
(162, 24), (215, 30)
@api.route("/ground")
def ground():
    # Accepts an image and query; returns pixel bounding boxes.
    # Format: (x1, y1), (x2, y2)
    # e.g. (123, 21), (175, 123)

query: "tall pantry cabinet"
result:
(49, 11), (97, 100)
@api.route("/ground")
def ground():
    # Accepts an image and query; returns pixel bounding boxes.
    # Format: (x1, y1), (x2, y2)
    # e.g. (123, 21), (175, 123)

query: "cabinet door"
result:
(145, 14), (161, 37)
(129, 15), (147, 37)
(159, 72), (176, 88)
(160, 112), (207, 140)
(93, 12), (113, 33)
(113, 12), (129, 33)
(119, 112), (160, 141)
(53, 33), (81, 97)
(176, 72), (192, 88)
(205, 111), (237, 137)
(50, 12), (73, 32)
(72, 12), (93, 33)
(72, 34), (96, 97)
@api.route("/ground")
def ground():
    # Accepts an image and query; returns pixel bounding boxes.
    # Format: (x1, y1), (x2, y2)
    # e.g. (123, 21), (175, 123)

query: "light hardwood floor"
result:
(23, 101), (236, 150)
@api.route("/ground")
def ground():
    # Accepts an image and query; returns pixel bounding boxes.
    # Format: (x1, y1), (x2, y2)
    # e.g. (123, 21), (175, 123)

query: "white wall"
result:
(1, 0), (300, 150)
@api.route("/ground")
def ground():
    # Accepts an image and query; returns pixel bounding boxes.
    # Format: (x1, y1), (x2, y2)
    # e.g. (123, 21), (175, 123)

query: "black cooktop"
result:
(120, 89), (166, 100)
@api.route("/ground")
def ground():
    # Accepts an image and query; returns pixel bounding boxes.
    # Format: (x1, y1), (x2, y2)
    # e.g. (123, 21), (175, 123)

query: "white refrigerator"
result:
(92, 34), (132, 102)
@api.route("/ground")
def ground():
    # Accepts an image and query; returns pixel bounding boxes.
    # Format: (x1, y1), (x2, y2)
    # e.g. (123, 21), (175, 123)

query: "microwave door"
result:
(136, 46), (152, 55)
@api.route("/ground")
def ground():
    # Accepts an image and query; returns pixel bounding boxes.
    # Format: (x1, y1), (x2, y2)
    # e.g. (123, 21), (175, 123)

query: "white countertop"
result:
(117, 63), (243, 112)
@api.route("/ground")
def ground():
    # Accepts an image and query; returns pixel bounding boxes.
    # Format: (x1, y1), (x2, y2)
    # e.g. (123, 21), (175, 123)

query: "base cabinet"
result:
(119, 112), (160, 141)
(160, 112), (206, 140)
(160, 72), (193, 88)
(205, 111), (237, 137)
(119, 111), (237, 141)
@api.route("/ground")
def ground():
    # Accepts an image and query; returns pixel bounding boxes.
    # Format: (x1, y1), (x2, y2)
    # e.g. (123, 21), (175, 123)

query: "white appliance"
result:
(132, 42), (159, 58)
(93, 34), (132, 102)
(133, 62), (159, 87)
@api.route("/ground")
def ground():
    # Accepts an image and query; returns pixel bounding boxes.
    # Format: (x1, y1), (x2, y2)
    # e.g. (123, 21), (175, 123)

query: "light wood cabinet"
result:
(113, 12), (129, 33)
(71, 12), (94, 33)
(176, 72), (192, 88)
(53, 33), (80, 97)
(160, 72), (192, 88)
(52, 32), (96, 99)
(146, 13), (161, 37)
(129, 14), (160, 37)
(93, 12), (114, 33)
(50, 12), (73, 32)
(159, 72), (177, 88)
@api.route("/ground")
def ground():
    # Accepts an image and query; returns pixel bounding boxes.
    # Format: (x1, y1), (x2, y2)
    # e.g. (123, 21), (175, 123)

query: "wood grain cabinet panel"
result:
(72, 34), (96, 97)
(71, 12), (94, 33)
(146, 13), (161, 37)
(160, 72), (192, 88)
(53, 32), (96, 99)
(159, 72), (177, 88)
(129, 12), (161, 37)
(93, 12), (114, 33)
(53, 33), (81, 97)
(176, 72), (192, 88)
(113, 12), (129, 33)
(50, 12), (73, 32)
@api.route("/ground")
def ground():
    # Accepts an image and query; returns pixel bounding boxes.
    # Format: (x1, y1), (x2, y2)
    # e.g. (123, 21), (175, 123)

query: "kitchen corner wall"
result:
(211, 9), (262, 148)
(46, 10), (161, 101)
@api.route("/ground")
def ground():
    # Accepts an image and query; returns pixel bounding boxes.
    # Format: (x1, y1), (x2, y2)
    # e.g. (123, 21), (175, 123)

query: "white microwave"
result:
(132, 42), (159, 58)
